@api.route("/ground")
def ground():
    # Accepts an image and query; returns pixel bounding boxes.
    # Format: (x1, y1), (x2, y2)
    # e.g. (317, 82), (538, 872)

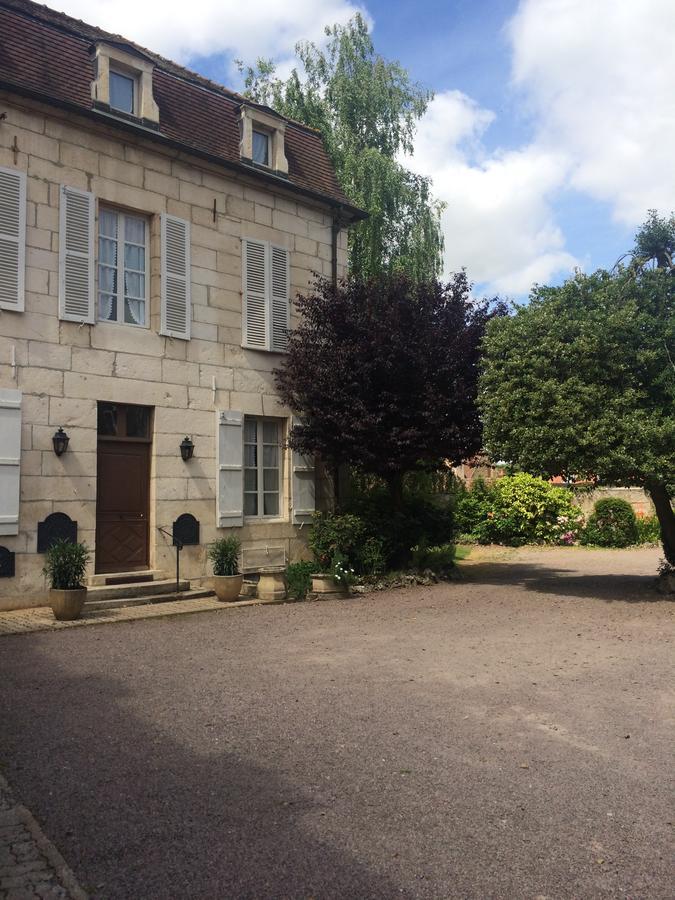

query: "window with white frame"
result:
(244, 417), (282, 517)
(109, 69), (136, 115)
(251, 129), (270, 166)
(98, 208), (149, 327)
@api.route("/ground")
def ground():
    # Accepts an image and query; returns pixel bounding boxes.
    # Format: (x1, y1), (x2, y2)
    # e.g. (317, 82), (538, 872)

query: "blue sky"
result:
(56, 0), (673, 299)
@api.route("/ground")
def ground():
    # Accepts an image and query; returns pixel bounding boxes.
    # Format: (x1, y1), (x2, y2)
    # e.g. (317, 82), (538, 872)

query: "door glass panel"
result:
(262, 420), (278, 444)
(244, 419), (257, 443)
(263, 468), (278, 492)
(263, 493), (279, 516)
(97, 402), (118, 436)
(126, 406), (151, 438)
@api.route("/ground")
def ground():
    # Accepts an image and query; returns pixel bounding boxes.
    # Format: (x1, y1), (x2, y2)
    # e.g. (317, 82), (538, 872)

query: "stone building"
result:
(0, 0), (363, 609)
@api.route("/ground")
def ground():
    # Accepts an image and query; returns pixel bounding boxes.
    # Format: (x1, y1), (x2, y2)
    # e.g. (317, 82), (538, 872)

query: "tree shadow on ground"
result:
(460, 561), (669, 604)
(0, 639), (406, 900)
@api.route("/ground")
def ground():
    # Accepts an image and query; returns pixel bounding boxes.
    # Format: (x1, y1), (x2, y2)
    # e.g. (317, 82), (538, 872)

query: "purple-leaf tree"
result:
(275, 271), (506, 506)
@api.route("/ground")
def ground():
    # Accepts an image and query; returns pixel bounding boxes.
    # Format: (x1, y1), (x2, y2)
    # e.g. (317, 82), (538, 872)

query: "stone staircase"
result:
(86, 570), (214, 611)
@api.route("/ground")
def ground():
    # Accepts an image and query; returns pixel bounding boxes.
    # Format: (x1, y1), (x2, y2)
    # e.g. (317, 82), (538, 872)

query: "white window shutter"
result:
(242, 238), (268, 348)
(0, 389), (21, 536)
(161, 214), (191, 340)
(270, 244), (290, 352)
(290, 416), (315, 524)
(0, 166), (26, 312)
(59, 185), (95, 323)
(217, 410), (244, 528)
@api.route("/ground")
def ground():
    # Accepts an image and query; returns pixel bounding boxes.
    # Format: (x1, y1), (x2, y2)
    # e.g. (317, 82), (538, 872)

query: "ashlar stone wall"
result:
(0, 91), (348, 609)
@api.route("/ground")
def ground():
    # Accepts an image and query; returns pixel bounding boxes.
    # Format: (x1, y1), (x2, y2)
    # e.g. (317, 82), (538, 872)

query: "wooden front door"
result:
(95, 403), (152, 573)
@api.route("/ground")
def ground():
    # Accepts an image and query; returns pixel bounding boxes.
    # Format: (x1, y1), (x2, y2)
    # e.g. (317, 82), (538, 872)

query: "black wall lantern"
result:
(52, 427), (70, 457)
(180, 435), (195, 461)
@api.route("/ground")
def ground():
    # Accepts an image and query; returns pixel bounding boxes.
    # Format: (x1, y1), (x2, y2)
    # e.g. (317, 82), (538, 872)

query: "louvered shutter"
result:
(161, 214), (191, 340)
(58, 185), (95, 322)
(270, 245), (290, 352)
(242, 238), (267, 348)
(217, 410), (244, 528)
(0, 389), (21, 536)
(0, 167), (26, 312)
(290, 416), (315, 524)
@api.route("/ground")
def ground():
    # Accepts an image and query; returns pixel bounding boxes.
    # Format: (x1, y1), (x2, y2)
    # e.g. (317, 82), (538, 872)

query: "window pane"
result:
(97, 402), (118, 436)
(244, 469), (258, 492)
(262, 444), (278, 468)
(244, 418), (257, 443)
(124, 297), (145, 325)
(244, 444), (257, 468)
(263, 468), (279, 492)
(98, 265), (116, 293)
(99, 209), (118, 239)
(124, 216), (145, 245)
(99, 293), (116, 321)
(124, 244), (144, 271)
(110, 71), (134, 114)
(244, 493), (258, 516)
(262, 420), (278, 444)
(252, 130), (269, 166)
(125, 271), (144, 298)
(99, 237), (117, 266)
(263, 493), (279, 516)
(126, 405), (150, 438)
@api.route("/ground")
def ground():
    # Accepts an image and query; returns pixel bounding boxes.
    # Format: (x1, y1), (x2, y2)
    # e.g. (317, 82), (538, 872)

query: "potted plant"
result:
(311, 555), (355, 599)
(208, 536), (244, 602)
(42, 539), (90, 621)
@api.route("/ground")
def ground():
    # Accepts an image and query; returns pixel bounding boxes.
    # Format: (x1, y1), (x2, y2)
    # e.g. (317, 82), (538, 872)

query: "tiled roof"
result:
(0, 0), (364, 218)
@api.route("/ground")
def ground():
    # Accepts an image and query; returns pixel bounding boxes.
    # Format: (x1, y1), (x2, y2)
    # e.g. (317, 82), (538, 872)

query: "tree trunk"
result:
(646, 480), (675, 567)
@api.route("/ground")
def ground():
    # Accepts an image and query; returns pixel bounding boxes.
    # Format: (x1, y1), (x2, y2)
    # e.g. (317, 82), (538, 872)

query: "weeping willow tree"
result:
(239, 15), (445, 281)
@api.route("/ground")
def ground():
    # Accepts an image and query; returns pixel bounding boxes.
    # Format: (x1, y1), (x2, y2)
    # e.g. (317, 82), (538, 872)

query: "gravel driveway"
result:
(0, 547), (672, 899)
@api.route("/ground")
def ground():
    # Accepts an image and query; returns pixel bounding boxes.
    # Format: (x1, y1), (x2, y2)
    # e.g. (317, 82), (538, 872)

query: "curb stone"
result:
(0, 773), (87, 899)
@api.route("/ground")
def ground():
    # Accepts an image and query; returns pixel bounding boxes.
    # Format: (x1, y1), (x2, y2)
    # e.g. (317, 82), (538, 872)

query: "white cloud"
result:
(408, 91), (577, 295)
(51, 0), (366, 64)
(408, 1), (675, 296)
(508, 0), (675, 225)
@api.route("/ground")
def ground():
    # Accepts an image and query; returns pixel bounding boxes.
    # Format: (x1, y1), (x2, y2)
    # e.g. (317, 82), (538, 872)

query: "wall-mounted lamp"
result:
(52, 427), (70, 457)
(180, 436), (194, 462)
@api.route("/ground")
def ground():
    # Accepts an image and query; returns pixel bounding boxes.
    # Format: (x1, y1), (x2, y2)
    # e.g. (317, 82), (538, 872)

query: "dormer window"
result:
(252, 129), (270, 167)
(91, 43), (159, 125)
(240, 105), (288, 175)
(109, 69), (135, 115)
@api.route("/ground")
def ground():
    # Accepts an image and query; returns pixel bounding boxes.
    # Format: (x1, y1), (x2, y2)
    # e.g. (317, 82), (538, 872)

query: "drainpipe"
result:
(331, 206), (345, 288)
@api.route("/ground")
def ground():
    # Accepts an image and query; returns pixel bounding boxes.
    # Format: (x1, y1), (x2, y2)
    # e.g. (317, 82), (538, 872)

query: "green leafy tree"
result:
(480, 215), (675, 566)
(239, 15), (444, 280)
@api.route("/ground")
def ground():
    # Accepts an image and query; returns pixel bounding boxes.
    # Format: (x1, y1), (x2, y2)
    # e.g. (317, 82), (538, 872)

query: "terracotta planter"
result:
(311, 573), (348, 599)
(49, 587), (87, 621)
(212, 574), (244, 603)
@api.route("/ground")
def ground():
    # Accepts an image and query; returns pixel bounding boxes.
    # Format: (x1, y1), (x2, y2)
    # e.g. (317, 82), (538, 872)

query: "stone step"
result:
(85, 587), (214, 611)
(86, 578), (190, 602)
(88, 569), (168, 587)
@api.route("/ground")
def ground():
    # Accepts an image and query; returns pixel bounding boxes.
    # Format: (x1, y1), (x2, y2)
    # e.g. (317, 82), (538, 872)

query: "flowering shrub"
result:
(635, 512), (661, 545)
(580, 498), (638, 547)
(332, 557), (356, 588)
(456, 473), (584, 546)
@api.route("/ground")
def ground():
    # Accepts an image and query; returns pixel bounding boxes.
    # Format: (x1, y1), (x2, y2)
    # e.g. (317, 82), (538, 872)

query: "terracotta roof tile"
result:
(0, 0), (363, 217)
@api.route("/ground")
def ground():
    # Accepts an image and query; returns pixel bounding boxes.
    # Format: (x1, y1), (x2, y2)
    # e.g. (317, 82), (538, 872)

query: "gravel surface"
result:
(0, 547), (673, 899)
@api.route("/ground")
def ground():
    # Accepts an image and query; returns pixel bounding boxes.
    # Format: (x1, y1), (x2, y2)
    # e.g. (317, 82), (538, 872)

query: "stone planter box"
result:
(311, 573), (349, 599)
(257, 568), (287, 602)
